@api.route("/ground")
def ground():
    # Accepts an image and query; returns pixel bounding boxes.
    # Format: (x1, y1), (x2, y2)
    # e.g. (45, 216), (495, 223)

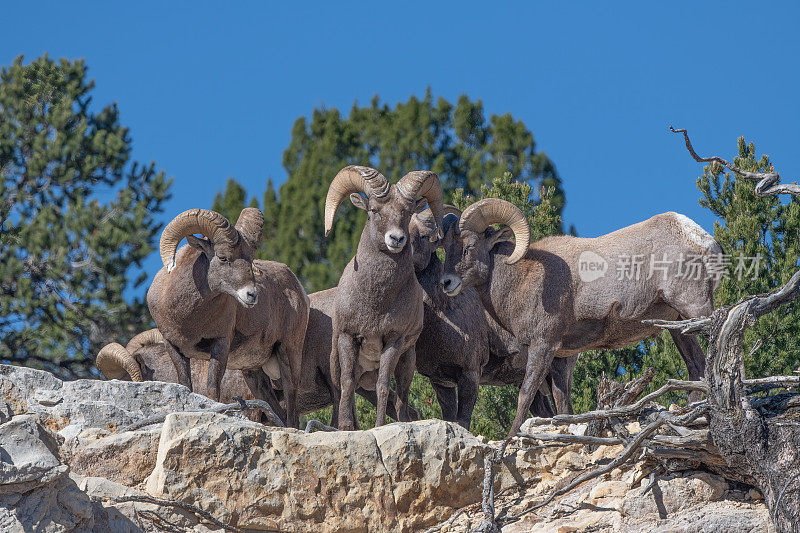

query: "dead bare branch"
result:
(669, 126), (800, 197)
(550, 379), (707, 424)
(93, 494), (241, 532)
(120, 398), (284, 433)
(517, 432), (622, 446)
(742, 376), (800, 387)
(642, 317), (711, 335)
(503, 404), (708, 525)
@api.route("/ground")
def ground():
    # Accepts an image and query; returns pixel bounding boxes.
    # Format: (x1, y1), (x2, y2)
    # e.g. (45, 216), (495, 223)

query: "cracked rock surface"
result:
(0, 365), (774, 532)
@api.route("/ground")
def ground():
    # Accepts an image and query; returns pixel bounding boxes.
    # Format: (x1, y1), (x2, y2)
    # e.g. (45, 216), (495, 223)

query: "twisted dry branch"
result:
(669, 126), (800, 197)
(92, 494), (241, 532)
(120, 397), (284, 433)
(548, 379), (707, 424)
(503, 404), (709, 525)
(642, 317), (711, 335)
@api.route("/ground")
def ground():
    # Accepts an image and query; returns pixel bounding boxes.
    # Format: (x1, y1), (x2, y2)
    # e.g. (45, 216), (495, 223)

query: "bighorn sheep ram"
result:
(409, 207), (487, 428)
(325, 165), (443, 430)
(147, 207), (310, 428)
(439, 199), (720, 437)
(300, 288), (402, 424)
(95, 329), (260, 420)
(410, 208), (558, 427)
(98, 290), (399, 425)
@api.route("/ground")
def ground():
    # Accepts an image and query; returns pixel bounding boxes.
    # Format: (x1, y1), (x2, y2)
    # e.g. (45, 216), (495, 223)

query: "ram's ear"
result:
(486, 227), (515, 251)
(186, 235), (214, 259)
(349, 193), (369, 211)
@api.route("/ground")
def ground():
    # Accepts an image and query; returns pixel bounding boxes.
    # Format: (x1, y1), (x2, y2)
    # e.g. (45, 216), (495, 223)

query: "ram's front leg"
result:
(276, 341), (301, 429)
(375, 336), (404, 426)
(337, 333), (359, 431)
(165, 340), (193, 391)
(393, 346), (418, 422)
(206, 337), (229, 402)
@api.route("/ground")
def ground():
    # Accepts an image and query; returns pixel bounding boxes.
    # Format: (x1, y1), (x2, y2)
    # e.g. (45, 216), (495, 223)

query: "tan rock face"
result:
(64, 427), (161, 487)
(145, 412), (489, 532)
(0, 366), (778, 533)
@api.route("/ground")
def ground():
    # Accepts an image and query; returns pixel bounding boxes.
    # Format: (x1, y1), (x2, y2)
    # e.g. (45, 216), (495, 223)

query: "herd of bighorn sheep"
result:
(97, 165), (721, 438)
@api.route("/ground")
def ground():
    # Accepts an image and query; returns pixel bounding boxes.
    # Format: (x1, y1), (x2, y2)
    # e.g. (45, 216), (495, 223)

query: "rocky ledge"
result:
(0, 365), (772, 532)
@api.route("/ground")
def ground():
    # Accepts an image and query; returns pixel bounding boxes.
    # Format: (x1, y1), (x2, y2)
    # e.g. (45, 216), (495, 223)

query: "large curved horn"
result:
(159, 209), (238, 272)
(396, 171), (444, 239)
(416, 204), (462, 237)
(125, 328), (164, 355)
(96, 343), (143, 382)
(324, 166), (390, 236)
(235, 207), (264, 248)
(459, 198), (531, 264)
(441, 205), (462, 236)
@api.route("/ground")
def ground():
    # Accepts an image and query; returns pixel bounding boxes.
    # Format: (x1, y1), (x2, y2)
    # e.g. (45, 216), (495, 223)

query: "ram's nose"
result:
(440, 274), (463, 296)
(385, 230), (407, 251)
(237, 286), (259, 307)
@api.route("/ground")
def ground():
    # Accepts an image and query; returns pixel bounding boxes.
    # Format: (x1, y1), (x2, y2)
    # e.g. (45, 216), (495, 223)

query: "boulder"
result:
(145, 412), (488, 532)
(0, 364), (778, 533)
(0, 414), (95, 532)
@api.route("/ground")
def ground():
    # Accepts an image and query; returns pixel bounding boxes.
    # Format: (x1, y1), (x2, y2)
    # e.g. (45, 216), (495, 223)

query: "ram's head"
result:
(159, 207), (264, 307)
(324, 166), (444, 255)
(439, 198), (530, 296)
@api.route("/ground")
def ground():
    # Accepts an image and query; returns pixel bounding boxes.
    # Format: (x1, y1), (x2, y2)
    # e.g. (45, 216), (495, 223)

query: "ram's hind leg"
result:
(165, 340), (193, 392)
(509, 343), (555, 439)
(242, 369), (287, 426)
(276, 341), (302, 429)
(206, 337), (230, 402)
(530, 389), (555, 418)
(337, 334), (359, 430)
(670, 330), (706, 403)
(357, 387), (400, 422)
(456, 369), (480, 430)
(432, 383), (458, 422)
(550, 354), (578, 415)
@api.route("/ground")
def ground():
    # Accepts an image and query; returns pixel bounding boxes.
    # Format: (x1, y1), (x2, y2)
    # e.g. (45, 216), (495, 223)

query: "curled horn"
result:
(324, 166), (390, 236)
(441, 205), (462, 236)
(235, 207), (265, 249)
(125, 328), (164, 355)
(159, 209), (238, 272)
(96, 343), (143, 382)
(459, 198), (531, 264)
(396, 171), (444, 240)
(416, 204), (462, 239)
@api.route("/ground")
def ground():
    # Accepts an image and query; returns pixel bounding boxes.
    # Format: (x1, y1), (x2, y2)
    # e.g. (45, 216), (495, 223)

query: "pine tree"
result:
(0, 56), (171, 378)
(698, 137), (800, 376)
(570, 137), (800, 412)
(212, 91), (565, 293)
(211, 178), (255, 224)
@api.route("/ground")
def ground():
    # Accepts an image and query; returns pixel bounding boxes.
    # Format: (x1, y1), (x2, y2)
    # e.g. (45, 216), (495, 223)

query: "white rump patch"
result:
(671, 212), (720, 252)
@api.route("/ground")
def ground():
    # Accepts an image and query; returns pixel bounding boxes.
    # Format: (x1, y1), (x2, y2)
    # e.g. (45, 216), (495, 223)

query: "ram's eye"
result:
(218, 256), (229, 263)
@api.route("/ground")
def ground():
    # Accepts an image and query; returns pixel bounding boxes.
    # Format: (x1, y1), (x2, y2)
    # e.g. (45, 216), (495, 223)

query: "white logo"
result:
(578, 251), (608, 282)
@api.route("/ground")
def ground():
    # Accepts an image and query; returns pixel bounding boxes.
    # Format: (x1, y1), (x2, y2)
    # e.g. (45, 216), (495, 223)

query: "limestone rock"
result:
(0, 414), (66, 494)
(0, 414), (95, 532)
(0, 365), (778, 533)
(145, 412), (489, 532)
(65, 427), (161, 487)
(0, 365), (224, 434)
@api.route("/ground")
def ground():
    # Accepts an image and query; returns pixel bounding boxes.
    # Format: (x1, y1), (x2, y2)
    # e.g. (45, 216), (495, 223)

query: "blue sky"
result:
(2, 2), (799, 292)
